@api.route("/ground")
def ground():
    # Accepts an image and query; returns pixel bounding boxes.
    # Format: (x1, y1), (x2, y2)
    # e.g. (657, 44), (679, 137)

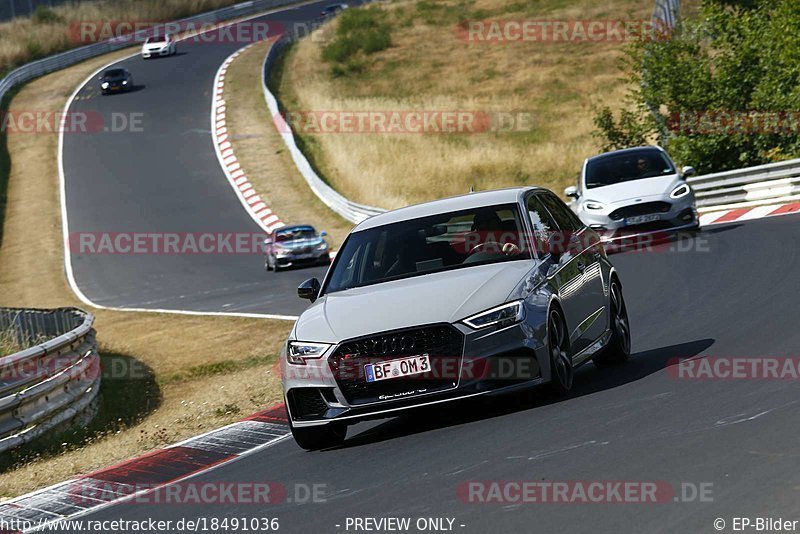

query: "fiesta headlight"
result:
(287, 341), (332, 365)
(670, 184), (691, 199)
(101, 82), (109, 89)
(463, 300), (525, 330)
(583, 200), (605, 211)
(122, 80), (128, 85)
(316, 243), (328, 251)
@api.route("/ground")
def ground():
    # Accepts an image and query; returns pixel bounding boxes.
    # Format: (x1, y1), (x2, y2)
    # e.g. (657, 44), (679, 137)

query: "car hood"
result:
(584, 174), (684, 205)
(294, 261), (534, 343)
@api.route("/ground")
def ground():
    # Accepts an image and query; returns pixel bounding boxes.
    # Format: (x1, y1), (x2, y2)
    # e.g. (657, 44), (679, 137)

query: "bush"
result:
(594, 0), (800, 172)
(321, 7), (391, 74)
(31, 6), (63, 24)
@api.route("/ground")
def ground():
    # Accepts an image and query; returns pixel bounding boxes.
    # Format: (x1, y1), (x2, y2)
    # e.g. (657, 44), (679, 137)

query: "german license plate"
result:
(365, 355), (430, 383)
(625, 214), (660, 225)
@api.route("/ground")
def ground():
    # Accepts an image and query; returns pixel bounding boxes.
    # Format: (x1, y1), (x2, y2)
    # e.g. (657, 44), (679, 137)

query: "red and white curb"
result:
(212, 42), (286, 235)
(699, 200), (800, 227)
(0, 405), (290, 533)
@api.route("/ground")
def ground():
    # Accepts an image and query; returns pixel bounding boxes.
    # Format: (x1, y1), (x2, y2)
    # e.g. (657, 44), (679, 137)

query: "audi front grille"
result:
(328, 324), (465, 405)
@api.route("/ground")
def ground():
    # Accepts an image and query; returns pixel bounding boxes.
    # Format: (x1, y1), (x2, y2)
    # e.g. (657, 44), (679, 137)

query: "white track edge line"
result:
(57, 9), (308, 322)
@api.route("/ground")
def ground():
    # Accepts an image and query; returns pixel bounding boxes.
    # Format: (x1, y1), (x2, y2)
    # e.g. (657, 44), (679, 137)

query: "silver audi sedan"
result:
(566, 146), (699, 244)
(282, 187), (631, 449)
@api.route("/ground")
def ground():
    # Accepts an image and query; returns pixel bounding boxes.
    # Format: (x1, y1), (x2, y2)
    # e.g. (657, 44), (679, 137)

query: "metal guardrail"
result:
(0, 0), (302, 108)
(261, 16), (386, 224)
(688, 158), (800, 209)
(0, 307), (99, 453)
(652, 0), (680, 31)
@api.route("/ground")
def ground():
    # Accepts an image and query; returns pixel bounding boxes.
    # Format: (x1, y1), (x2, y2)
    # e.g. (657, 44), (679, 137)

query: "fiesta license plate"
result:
(625, 214), (661, 225)
(365, 355), (430, 383)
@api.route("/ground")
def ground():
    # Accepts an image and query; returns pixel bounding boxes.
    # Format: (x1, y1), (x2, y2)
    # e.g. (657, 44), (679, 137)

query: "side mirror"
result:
(298, 278), (321, 302)
(319, 231), (328, 237)
(681, 166), (696, 178)
(564, 186), (579, 199)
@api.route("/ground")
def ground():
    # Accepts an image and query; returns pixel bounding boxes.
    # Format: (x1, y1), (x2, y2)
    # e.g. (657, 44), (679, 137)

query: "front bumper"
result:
(579, 197), (699, 245)
(102, 84), (128, 93)
(275, 251), (330, 267)
(142, 47), (170, 58)
(283, 320), (548, 427)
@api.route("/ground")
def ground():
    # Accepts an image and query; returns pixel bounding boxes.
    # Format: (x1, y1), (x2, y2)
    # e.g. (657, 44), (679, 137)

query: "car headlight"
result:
(670, 183), (691, 199)
(122, 80), (128, 85)
(274, 246), (290, 256)
(316, 242), (328, 251)
(463, 300), (525, 330)
(583, 200), (605, 211)
(101, 82), (109, 89)
(287, 341), (332, 365)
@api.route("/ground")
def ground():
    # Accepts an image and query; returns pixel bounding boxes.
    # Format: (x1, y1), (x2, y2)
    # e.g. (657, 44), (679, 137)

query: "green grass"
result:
(161, 353), (277, 384)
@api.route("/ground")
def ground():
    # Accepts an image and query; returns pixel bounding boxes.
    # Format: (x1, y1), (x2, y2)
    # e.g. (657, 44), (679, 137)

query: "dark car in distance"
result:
(100, 68), (133, 94)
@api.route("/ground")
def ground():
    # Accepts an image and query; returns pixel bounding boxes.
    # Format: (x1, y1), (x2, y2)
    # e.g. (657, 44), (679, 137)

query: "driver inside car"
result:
(470, 209), (520, 256)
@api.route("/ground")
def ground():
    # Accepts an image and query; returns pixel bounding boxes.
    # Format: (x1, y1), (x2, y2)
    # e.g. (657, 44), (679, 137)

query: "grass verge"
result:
(275, 0), (696, 208)
(0, 49), (291, 498)
(223, 40), (353, 247)
(0, 328), (20, 356)
(0, 0), (268, 77)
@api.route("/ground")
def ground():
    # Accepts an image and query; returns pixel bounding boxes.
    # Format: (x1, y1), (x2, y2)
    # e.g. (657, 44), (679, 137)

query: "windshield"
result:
(275, 227), (317, 242)
(146, 36), (167, 43)
(585, 150), (675, 189)
(324, 203), (532, 294)
(104, 69), (125, 79)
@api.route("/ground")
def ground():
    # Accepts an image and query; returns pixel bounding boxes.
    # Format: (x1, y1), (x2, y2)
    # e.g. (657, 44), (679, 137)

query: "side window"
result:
(527, 195), (559, 255)
(539, 193), (581, 232)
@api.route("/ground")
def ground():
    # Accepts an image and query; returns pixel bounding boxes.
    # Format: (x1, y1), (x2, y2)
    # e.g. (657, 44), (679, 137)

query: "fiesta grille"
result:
(328, 324), (464, 405)
(609, 201), (671, 221)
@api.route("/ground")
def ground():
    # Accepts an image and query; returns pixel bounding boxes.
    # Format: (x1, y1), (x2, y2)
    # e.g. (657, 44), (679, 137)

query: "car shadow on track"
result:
(338, 338), (715, 449)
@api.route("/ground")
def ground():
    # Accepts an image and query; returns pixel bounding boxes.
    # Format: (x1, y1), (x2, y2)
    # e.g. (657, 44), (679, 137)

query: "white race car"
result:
(141, 35), (177, 59)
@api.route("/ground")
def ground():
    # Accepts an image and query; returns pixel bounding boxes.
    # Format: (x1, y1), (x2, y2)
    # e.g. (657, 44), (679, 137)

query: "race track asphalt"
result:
(53, 213), (800, 533)
(62, 0), (340, 316)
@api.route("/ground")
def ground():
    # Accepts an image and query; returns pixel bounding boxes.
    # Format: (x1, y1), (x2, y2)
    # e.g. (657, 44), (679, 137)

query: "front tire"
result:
(593, 279), (631, 367)
(290, 421), (346, 450)
(547, 307), (573, 395)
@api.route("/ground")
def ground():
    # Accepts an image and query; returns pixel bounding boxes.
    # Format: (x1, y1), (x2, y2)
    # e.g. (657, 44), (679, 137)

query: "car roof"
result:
(354, 187), (543, 231)
(586, 146), (665, 164)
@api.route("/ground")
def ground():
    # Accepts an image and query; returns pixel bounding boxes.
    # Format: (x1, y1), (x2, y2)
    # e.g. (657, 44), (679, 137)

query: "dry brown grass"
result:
(0, 0), (258, 76)
(0, 49), (291, 499)
(276, 0), (692, 208)
(0, 328), (19, 357)
(223, 40), (352, 247)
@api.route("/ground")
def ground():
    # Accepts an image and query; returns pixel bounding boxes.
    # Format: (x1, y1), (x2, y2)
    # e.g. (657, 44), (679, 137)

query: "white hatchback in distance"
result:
(566, 146), (699, 243)
(142, 35), (176, 58)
